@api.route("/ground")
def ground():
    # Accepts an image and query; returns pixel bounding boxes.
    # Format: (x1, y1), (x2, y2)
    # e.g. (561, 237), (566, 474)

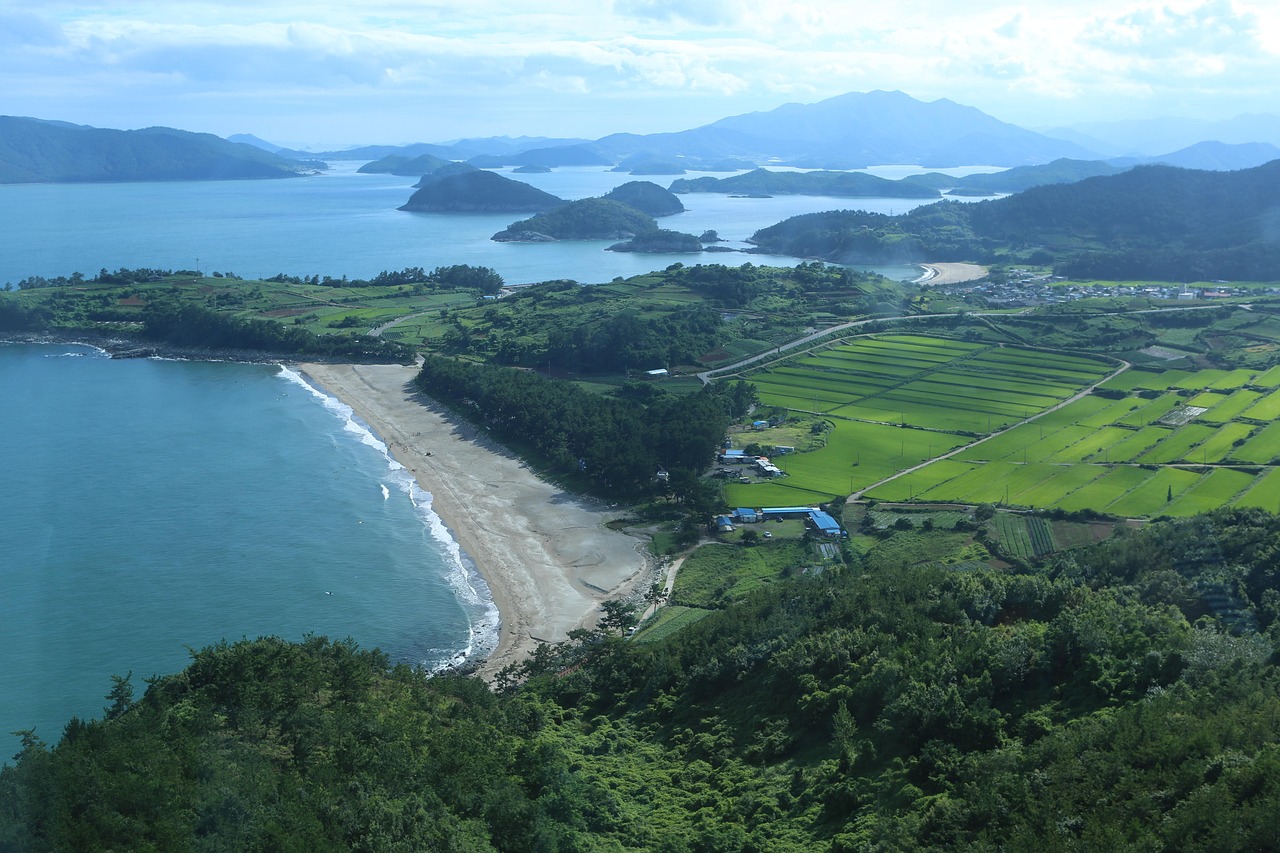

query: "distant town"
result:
(929, 269), (1273, 307)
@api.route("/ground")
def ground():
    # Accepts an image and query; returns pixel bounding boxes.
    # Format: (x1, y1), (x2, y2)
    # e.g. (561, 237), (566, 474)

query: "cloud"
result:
(3, 0), (1280, 142)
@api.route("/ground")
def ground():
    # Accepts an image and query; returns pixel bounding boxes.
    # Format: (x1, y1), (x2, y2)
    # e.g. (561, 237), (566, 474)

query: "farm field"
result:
(729, 334), (1114, 506)
(727, 336), (1280, 518)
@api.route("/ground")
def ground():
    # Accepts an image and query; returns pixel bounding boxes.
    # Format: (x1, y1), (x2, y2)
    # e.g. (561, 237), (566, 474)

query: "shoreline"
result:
(297, 362), (652, 681)
(914, 262), (989, 286)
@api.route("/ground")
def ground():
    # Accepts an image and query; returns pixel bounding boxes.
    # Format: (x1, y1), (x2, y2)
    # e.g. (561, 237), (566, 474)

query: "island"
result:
(398, 170), (564, 213)
(491, 198), (658, 241)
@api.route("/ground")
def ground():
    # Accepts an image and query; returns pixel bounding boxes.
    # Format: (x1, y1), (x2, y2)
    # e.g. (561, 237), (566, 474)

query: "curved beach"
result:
(298, 362), (650, 680)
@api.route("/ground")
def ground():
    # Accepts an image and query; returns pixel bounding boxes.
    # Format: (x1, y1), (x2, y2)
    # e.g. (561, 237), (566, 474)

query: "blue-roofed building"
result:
(732, 508), (759, 524)
(808, 510), (843, 537)
(761, 507), (814, 519)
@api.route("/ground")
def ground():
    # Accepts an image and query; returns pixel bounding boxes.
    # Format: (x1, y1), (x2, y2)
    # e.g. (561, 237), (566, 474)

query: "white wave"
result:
(277, 364), (499, 671)
(380, 483), (390, 501)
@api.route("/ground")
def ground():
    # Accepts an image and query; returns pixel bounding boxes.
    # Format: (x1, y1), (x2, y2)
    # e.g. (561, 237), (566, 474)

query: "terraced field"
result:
(862, 358), (1280, 518)
(727, 333), (1280, 519)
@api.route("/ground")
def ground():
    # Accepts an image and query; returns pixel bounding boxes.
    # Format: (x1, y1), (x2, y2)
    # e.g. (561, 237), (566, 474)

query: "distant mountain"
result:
(0, 117), (313, 183)
(442, 136), (592, 156)
(227, 133), (284, 153)
(278, 141), (470, 162)
(1113, 141), (1280, 172)
(749, 161), (1280, 281)
(579, 90), (1100, 168)
(398, 170), (563, 213)
(901, 159), (1126, 195)
(1044, 114), (1280, 156)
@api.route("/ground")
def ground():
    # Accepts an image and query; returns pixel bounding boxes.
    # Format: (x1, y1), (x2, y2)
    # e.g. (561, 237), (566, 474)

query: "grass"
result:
(1232, 421), (1280, 464)
(1104, 467), (1203, 517)
(1164, 468), (1258, 517)
(669, 541), (810, 608)
(1233, 467), (1280, 511)
(633, 606), (714, 643)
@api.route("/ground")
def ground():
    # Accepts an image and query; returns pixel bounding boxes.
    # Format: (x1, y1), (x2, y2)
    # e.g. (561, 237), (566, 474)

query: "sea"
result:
(0, 162), (998, 756)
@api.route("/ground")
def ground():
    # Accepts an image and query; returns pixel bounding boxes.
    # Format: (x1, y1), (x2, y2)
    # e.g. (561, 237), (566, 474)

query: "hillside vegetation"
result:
(750, 161), (1280, 280)
(5, 509), (1280, 850)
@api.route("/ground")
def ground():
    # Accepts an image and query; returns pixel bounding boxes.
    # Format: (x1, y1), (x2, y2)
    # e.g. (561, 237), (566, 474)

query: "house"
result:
(732, 508), (759, 524)
(714, 515), (735, 533)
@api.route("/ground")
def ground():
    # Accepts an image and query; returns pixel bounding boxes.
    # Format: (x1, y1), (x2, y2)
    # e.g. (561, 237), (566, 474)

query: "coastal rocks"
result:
(492, 230), (558, 243)
(606, 229), (704, 253)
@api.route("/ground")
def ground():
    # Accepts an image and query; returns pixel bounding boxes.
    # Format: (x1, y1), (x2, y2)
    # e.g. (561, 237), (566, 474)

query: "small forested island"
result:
(356, 152), (451, 176)
(669, 167), (942, 199)
(398, 169), (564, 213)
(0, 116), (316, 183)
(600, 180), (686, 216)
(607, 228), (705, 253)
(491, 198), (657, 241)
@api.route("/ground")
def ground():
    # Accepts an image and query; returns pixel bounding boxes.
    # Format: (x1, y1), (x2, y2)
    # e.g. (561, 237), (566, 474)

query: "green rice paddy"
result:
(723, 334), (1280, 518)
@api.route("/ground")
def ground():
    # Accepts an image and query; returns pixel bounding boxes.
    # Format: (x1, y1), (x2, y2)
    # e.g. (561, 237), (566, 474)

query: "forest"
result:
(5, 508), (1280, 850)
(415, 354), (754, 499)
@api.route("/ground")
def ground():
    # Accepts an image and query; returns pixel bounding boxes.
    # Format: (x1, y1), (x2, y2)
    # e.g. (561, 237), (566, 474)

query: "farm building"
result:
(755, 458), (783, 477)
(714, 515), (735, 533)
(720, 449), (752, 464)
(808, 510), (843, 537)
(761, 507), (814, 520)
(732, 508), (759, 523)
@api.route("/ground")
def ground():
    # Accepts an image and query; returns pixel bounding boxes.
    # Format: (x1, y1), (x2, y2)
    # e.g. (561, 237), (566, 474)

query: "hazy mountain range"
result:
(4, 90), (1280, 185)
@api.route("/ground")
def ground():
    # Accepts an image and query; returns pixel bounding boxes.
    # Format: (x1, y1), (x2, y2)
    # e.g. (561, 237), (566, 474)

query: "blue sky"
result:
(2, 0), (1276, 148)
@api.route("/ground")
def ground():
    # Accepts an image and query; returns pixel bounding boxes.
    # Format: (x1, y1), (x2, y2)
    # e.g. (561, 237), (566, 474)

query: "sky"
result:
(1, 0), (1277, 149)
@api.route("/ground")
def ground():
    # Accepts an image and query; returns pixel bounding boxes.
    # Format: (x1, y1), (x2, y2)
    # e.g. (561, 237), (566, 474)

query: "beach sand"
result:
(917, 262), (989, 285)
(298, 362), (652, 681)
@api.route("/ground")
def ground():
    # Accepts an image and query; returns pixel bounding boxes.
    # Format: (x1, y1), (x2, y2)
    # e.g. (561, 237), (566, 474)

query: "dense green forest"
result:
(749, 161), (1280, 280)
(6, 508), (1280, 850)
(415, 355), (753, 498)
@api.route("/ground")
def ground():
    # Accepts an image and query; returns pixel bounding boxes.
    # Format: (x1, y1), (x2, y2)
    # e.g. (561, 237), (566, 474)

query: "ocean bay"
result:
(0, 343), (493, 756)
(0, 163), (943, 285)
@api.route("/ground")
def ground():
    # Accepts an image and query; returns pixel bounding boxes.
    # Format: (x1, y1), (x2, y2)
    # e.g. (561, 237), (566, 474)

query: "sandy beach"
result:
(298, 362), (652, 680)
(916, 262), (989, 285)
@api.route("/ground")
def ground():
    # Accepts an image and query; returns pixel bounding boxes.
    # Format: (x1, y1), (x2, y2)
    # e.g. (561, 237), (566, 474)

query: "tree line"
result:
(415, 354), (754, 497)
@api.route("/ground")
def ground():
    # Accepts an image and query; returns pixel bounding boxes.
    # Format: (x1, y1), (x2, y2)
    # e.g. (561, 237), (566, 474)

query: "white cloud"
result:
(1, 0), (1278, 143)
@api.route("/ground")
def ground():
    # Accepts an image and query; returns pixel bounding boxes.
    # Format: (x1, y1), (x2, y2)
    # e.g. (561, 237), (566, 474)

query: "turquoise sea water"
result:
(0, 342), (495, 756)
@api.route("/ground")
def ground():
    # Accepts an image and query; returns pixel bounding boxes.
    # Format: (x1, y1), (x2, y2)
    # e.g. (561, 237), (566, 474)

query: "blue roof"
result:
(809, 510), (841, 532)
(761, 506), (813, 515)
